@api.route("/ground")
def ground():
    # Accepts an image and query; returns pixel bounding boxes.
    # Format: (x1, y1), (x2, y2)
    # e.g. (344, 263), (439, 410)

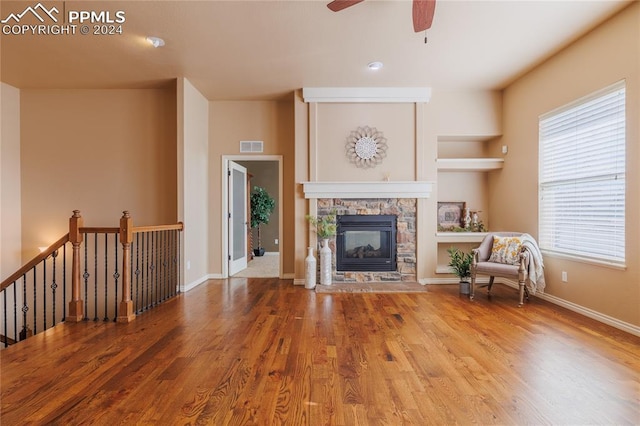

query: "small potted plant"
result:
(250, 186), (276, 257)
(447, 246), (473, 295)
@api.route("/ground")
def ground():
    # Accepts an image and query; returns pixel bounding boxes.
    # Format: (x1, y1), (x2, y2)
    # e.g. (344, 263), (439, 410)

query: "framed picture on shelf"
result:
(437, 202), (466, 229)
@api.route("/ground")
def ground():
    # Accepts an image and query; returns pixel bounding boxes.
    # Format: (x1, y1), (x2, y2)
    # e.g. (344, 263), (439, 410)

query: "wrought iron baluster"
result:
(135, 233), (141, 314)
(173, 229), (178, 296)
(177, 229), (181, 293)
(130, 234), (134, 312)
(32, 267), (37, 333)
(83, 233), (89, 321)
(145, 232), (153, 309)
(3, 288), (7, 348)
(103, 233), (108, 321)
(51, 250), (58, 328)
(63, 244), (67, 320)
(94, 233), (99, 321)
(143, 232), (147, 311)
(153, 231), (158, 306)
(113, 233), (119, 321)
(42, 258), (47, 331)
(16, 279), (21, 344)
(161, 230), (166, 302)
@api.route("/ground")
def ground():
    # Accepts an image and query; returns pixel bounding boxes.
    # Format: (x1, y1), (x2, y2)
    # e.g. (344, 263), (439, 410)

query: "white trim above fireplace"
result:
(301, 181), (433, 199)
(302, 87), (432, 103)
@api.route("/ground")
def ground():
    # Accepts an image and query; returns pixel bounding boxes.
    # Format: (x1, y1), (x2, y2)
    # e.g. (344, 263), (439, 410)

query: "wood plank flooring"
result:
(1, 279), (639, 425)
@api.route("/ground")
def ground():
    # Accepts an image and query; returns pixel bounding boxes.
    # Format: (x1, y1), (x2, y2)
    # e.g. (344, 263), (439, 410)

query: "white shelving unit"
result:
(435, 136), (502, 275)
(436, 232), (488, 243)
(436, 158), (504, 172)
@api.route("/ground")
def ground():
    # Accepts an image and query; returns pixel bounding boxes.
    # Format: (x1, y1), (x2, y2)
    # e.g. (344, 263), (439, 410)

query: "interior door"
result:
(228, 160), (248, 276)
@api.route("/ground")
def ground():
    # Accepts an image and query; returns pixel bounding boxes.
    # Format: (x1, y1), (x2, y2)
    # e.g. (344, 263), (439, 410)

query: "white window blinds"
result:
(539, 80), (625, 265)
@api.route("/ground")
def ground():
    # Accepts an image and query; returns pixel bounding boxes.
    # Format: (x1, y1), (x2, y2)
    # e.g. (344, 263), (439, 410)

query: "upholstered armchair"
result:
(470, 232), (529, 306)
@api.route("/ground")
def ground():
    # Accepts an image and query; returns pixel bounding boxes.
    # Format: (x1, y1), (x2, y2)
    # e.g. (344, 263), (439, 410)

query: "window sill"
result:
(540, 250), (627, 271)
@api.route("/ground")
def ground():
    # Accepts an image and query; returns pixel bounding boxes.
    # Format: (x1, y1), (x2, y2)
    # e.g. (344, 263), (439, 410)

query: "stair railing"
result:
(0, 210), (183, 348)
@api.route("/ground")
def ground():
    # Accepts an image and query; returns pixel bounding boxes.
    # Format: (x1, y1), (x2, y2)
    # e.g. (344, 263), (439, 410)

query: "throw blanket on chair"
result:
(521, 233), (546, 294)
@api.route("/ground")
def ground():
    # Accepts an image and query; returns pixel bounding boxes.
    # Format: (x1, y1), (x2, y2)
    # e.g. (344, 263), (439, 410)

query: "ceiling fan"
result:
(327, 0), (436, 32)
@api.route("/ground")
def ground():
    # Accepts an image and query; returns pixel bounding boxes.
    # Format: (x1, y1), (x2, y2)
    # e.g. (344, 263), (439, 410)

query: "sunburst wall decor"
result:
(345, 126), (388, 169)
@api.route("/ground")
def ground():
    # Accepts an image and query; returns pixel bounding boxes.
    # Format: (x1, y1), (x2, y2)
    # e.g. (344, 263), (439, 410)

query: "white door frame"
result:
(221, 155), (283, 278)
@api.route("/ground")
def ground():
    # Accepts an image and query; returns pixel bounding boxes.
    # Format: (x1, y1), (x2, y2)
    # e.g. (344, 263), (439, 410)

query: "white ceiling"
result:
(0, 0), (632, 100)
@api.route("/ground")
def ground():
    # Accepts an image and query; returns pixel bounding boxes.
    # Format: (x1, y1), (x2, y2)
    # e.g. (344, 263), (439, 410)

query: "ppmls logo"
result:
(2, 2), (125, 36)
(1, 2), (59, 24)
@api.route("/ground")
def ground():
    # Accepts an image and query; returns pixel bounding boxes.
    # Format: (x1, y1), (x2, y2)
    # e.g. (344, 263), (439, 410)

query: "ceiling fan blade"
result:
(412, 0), (436, 32)
(327, 0), (365, 12)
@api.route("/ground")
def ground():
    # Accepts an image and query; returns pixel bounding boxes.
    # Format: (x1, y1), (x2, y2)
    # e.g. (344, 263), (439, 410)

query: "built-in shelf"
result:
(436, 232), (488, 243)
(436, 158), (504, 171)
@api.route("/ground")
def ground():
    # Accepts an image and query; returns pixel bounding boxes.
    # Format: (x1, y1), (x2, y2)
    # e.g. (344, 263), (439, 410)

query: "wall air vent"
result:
(240, 140), (264, 153)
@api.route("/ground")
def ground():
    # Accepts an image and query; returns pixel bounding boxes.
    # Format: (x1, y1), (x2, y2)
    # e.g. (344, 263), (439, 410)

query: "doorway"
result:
(222, 155), (282, 278)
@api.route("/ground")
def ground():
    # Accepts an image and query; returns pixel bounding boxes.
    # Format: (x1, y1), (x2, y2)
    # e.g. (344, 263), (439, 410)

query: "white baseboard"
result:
(420, 277), (490, 285)
(293, 278), (305, 286)
(281, 273), (295, 280)
(181, 273), (225, 292)
(534, 288), (640, 337)
(439, 277), (640, 337)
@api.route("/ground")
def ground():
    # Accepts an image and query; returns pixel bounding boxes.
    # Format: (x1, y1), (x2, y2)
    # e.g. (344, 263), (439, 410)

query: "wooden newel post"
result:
(67, 210), (84, 322)
(117, 211), (136, 323)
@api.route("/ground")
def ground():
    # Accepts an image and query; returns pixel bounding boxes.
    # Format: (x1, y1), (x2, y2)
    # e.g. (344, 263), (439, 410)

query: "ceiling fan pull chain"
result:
(424, 30), (428, 44)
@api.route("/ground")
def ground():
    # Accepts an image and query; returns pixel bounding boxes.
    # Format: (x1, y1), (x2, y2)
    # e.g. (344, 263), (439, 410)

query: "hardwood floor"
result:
(2, 279), (639, 425)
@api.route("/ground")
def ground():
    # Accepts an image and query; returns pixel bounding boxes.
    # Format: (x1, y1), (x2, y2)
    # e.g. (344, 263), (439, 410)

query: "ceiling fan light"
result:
(368, 61), (383, 70)
(146, 36), (165, 48)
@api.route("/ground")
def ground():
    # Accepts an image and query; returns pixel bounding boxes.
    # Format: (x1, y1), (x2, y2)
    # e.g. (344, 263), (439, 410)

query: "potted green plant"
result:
(447, 246), (473, 295)
(250, 186), (276, 257)
(305, 211), (337, 239)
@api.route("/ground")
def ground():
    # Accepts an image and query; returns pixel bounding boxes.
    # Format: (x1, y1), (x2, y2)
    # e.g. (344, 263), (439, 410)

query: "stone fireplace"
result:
(302, 181), (433, 284)
(317, 198), (416, 282)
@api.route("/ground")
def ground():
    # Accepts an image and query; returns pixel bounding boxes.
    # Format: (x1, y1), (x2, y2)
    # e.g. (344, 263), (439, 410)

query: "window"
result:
(539, 80), (625, 265)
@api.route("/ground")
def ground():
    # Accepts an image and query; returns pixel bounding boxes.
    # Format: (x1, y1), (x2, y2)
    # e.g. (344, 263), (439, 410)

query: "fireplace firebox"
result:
(336, 215), (397, 272)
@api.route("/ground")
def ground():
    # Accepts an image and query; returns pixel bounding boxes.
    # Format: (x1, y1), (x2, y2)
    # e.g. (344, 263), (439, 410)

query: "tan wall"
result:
(493, 3), (639, 327)
(178, 78), (210, 288)
(315, 103), (416, 182)
(208, 100), (294, 276)
(434, 90), (502, 138)
(20, 88), (177, 261)
(0, 83), (22, 280)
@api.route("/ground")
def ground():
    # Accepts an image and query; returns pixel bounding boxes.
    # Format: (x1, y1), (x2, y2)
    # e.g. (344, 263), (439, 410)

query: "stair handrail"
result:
(0, 233), (70, 292)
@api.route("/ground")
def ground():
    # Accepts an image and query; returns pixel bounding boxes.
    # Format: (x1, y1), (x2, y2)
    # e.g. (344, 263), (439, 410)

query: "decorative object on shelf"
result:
(250, 186), (276, 257)
(447, 246), (473, 295)
(305, 247), (317, 289)
(437, 201), (466, 229)
(345, 126), (388, 169)
(438, 204), (487, 232)
(306, 212), (336, 286)
(463, 208), (472, 229)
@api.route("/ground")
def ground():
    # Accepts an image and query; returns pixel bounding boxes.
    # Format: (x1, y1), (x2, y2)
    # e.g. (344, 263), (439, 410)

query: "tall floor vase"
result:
(305, 247), (317, 289)
(320, 238), (332, 285)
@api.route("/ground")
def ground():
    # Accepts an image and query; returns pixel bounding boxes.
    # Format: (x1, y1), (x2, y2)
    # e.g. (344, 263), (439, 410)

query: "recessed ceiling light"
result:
(368, 61), (383, 70)
(145, 36), (165, 48)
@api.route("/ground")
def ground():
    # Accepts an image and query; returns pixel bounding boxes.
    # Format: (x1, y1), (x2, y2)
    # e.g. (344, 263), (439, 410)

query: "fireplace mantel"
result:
(301, 181), (433, 199)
